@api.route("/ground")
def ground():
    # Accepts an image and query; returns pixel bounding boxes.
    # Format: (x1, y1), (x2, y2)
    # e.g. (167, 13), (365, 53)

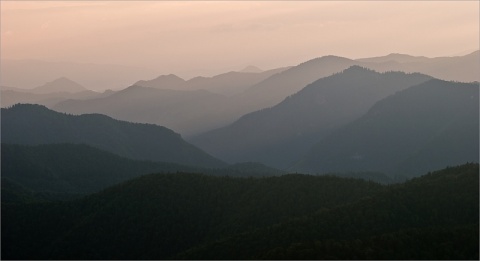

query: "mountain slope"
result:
(232, 55), (360, 113)
(1, 104), (225, 168)
(191, 66), (432, 168)
(293, 79), (479, 177)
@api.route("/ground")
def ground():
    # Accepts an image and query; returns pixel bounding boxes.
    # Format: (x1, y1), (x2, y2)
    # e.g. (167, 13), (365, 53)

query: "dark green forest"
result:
(2, 163), (478, 260)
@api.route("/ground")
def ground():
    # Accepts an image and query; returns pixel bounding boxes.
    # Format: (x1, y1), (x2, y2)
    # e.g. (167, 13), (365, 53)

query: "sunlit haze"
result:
(1, 1), (479, 78)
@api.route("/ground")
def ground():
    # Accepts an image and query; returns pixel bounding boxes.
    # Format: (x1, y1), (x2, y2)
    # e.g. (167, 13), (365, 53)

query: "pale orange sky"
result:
(1, 1), (478, 78)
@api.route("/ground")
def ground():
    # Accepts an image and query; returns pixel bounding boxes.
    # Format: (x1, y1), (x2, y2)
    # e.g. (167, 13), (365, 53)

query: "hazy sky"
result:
(1, 1), (478, 78)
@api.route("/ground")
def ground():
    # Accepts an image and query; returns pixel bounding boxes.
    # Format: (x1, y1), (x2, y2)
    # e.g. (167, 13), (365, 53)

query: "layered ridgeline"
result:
(52, 67), (289, 136)
(53, 56), (358, 136)
(134, 67), (289, 96)
(2, 164), (478, 259)
(292, 79), (479, 178)
(1, 104), (225, 168)
(52, 52), (478, 137)
(191, 66), (432, 169)
(227, 51), (479, 118)
(357, 50), (480, 83)
(1, 143), (283, 197)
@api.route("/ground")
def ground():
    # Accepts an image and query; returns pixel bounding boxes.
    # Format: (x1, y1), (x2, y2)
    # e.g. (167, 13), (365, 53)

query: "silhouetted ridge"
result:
(1, 104), (225, 168)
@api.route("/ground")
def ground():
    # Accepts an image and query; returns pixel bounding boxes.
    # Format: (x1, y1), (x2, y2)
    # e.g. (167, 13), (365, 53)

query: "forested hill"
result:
(178, 163), (479, 260)
(2, 163), (478, 260)
(1, 104), (225, 168)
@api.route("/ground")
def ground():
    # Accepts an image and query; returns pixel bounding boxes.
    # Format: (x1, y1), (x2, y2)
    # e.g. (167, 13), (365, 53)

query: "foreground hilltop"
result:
(2, 163), (478, 259)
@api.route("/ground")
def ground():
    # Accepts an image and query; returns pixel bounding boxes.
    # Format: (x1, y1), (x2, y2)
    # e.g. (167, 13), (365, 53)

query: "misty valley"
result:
(1, 51), (479, 260)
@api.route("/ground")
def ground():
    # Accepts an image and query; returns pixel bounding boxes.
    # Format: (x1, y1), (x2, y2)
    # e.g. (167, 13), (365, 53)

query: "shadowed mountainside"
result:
(292, 79), (479, 177)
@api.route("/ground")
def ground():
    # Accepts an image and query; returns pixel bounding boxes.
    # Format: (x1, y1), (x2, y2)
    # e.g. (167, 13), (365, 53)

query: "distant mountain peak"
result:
(240, 65), (263, 73)
(356, 53), (429, 64)
(298, 55), (354, 67)
(32, 77), (87, 94)
(156, 74), (185, 81)
(134, 74), (185, 89)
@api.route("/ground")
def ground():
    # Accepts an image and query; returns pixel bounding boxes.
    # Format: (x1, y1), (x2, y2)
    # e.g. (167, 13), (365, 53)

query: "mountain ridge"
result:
(292, 78), (479, 176)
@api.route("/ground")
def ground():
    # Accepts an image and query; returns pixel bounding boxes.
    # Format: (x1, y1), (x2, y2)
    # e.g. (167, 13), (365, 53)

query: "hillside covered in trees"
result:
(2, 163), (478, 260)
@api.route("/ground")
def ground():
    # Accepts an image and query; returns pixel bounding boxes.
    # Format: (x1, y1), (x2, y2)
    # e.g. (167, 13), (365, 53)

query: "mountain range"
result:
(50, 51), (478, 137)
(191, 66), (432, 168)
